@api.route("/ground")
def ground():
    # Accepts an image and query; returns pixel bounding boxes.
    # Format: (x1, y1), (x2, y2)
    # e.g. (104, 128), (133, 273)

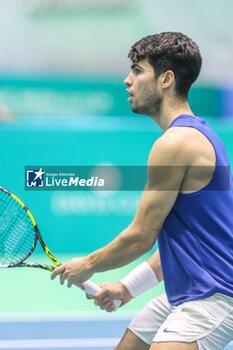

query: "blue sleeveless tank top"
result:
(158, 114), (233, 306)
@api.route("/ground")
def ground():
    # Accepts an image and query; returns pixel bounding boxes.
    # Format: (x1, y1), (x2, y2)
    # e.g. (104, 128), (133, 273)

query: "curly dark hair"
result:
(128, 32), (202, 98)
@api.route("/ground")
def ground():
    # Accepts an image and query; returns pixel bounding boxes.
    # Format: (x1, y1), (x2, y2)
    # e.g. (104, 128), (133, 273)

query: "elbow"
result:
(138, 226), (158, 253)
(134, 230), (156, 255)
(121, 224), (157, 257)
(141, 237), (155, 253)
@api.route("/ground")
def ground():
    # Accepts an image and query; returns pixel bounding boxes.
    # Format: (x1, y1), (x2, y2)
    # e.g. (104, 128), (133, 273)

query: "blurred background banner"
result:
(0, 2), (233, 339)
(0, 77), (230, 118)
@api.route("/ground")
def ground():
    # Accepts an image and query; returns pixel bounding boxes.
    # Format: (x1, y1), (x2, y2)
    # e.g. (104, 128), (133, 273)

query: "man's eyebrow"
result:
(131, 63), (143, 70)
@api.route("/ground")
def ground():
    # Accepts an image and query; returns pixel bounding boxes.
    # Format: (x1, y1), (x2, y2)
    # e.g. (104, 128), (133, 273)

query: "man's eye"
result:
(134, 68), (141, 74)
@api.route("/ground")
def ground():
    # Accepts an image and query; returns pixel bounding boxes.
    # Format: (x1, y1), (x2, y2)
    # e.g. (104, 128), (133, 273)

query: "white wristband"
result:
(120, 262), (158, 298)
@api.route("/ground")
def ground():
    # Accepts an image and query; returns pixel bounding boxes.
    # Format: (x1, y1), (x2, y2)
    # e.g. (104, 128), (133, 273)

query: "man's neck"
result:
(151, 98), (195, 132)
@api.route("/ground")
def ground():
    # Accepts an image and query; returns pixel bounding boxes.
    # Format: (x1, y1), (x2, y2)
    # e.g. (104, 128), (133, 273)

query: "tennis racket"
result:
(0, 186), (121, 309)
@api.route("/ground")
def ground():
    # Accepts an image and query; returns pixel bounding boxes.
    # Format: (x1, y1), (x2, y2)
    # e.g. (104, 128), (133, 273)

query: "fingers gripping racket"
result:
(0, 187), (121, 309)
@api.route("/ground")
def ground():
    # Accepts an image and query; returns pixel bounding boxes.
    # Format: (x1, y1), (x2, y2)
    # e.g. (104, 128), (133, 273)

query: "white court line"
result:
(0, 338), (119, 349)
(0, 312), (133, 322)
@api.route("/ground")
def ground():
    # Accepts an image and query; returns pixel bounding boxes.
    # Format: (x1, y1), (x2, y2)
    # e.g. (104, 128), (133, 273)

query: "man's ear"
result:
(161, 70), (175, 88)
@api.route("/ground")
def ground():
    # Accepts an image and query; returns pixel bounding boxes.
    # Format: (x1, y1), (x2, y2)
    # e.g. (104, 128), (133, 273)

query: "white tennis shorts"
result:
(128, 293), (233, 350)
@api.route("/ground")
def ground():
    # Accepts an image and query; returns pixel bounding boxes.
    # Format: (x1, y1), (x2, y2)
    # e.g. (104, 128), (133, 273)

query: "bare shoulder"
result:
(149, 126), (215, 167)
(149, 127), (194, 166)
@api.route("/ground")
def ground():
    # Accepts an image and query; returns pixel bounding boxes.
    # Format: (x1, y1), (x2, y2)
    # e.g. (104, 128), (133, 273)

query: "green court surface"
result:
(0, 254), (164, 315)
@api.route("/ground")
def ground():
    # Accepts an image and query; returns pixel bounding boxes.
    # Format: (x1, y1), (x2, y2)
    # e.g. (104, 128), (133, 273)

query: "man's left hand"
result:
(51, 257), (94, 288)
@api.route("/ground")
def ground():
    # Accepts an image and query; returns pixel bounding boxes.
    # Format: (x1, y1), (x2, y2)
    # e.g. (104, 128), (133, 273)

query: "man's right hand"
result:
(86, 281), (133, 312)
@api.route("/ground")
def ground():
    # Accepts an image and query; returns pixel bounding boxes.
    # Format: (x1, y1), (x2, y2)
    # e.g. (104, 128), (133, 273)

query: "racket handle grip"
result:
(83, 280), (122, 311)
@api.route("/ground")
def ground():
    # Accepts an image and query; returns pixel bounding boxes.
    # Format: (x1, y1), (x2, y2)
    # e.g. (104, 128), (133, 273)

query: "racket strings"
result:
(0, 191), (36, 266)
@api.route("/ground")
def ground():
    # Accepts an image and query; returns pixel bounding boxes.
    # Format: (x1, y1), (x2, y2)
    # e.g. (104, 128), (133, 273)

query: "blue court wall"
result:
(0, 116), (233, 254)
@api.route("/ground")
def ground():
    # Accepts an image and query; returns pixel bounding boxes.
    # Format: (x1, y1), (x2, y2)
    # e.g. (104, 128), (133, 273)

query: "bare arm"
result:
(147, 249), (163, 282)
(51, 132), (187, 287)
(84, 134), (186, 275)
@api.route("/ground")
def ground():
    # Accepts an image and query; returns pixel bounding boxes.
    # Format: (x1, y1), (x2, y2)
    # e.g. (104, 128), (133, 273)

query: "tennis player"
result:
(51, 32), (233, 350)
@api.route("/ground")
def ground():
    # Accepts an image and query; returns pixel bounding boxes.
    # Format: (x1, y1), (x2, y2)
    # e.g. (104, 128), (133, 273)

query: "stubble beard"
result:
(131, 93), (163, 118)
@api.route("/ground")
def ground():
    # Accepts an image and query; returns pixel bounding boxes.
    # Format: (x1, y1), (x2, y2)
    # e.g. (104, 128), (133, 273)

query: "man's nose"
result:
(124, 72), (132, 86)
